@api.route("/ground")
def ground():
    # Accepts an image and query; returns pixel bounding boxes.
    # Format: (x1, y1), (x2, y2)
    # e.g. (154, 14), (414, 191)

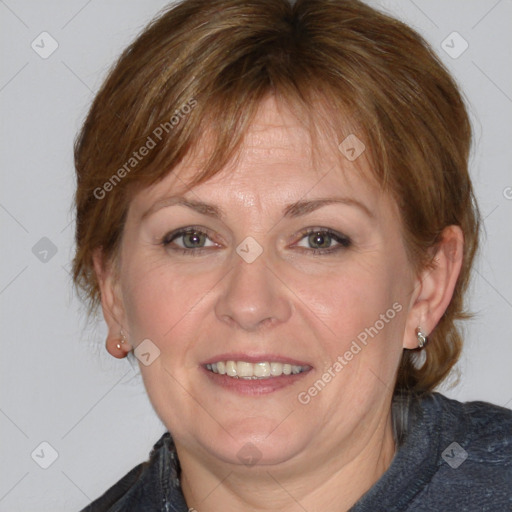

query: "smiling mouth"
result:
(205, 361), (311, 380)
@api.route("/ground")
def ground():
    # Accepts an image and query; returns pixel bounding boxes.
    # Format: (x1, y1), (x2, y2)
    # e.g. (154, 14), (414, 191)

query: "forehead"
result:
(129, 96), (390, 217)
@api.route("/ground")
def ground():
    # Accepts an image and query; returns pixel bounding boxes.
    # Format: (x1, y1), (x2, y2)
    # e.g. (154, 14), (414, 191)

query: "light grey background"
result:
(0, 1), (511, 510)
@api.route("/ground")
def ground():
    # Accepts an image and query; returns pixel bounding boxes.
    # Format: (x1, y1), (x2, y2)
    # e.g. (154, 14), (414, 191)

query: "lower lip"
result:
(201, 367), (312, 395)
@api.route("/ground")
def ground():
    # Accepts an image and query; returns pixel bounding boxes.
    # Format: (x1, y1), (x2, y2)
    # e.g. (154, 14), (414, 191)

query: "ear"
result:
(403, 225), (464, 349)
(92, 248), (131, 358)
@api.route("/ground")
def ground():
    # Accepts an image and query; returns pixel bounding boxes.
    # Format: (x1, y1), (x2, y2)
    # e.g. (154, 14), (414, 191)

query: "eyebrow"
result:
(283, 198), (374, 219)
(142, 197), (224, 220)
(142, 196), (374, 220)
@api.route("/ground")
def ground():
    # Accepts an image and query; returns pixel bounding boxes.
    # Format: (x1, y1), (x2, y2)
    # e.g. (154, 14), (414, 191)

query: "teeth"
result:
(226, 361), (237, 377)
(270, 362), (283, 376)
(206, 360), (309, 379)
(254, 362), (270, 378)
(237, 361), (253, 377)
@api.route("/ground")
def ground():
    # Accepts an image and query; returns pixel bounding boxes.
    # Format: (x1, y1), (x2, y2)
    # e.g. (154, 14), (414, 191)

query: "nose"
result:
(214, 251), (293, 331)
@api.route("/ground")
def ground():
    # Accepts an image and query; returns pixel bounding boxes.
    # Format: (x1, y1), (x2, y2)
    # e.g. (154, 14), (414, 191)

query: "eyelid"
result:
(159, 225), (351, 255)
(292, 227), (352, 251)
(162, 225), (218, 246)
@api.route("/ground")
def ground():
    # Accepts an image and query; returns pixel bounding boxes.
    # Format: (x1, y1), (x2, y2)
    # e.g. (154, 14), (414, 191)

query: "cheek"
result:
(289, 261), (401, 343)
(289, 262), (409, 397)
(120, 255), (216, 343)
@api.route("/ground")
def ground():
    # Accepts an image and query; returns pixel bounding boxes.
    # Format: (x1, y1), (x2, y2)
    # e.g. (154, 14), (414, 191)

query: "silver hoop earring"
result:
(416, 327), (428, 349)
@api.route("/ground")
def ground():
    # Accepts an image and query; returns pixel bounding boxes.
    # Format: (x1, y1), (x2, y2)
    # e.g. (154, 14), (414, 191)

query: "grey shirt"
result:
(81, 392), (512, 511)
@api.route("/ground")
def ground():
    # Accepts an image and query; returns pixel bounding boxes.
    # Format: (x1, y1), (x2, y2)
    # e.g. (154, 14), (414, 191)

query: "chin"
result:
(198, 416), (311, 468)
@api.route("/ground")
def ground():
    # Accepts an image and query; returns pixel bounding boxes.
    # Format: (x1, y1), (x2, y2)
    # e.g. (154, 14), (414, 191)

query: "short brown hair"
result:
(73, 0), (480, 393)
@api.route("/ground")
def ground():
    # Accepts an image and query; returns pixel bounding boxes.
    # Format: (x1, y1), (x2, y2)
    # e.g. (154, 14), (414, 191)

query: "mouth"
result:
(205, 360), (312, 380)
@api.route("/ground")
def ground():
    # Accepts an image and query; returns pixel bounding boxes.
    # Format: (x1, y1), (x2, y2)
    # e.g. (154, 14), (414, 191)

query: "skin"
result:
(95, 95), (463, 511)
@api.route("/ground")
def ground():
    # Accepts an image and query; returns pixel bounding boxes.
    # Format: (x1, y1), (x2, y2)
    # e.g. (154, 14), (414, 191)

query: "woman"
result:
(73, 0), (511, 510)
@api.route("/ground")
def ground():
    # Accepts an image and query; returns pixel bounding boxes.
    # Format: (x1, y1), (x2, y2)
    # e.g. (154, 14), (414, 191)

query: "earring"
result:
(415, 327), (428, 349)
(116, 330), (127, 350)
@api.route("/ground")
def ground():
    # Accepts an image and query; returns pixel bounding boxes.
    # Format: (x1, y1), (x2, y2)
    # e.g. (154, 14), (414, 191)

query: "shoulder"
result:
(410, 393), (512, 510)
(79, 432), (177, 512)
(79, 462), (148, 512)
(422, 392), (512, 464)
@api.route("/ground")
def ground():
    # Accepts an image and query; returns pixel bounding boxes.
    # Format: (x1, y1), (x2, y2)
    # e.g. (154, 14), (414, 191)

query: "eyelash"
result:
(295, 228), (352, 255)
(161, 225), (218, 257)
(161, 226), (352, 256)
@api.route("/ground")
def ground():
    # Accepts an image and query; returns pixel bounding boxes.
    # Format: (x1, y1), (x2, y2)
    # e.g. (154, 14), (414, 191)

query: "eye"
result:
(295, 229), (351, 253)
(162, 227), (217, 251)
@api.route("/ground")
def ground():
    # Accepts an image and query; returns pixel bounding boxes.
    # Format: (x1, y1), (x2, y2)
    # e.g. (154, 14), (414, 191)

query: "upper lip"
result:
(201, 353), (312, 367)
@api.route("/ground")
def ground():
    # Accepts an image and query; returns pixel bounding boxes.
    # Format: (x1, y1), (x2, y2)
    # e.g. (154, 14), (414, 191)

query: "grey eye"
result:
(181, 230), (207, 248)
(296, 229), (351, 251)
(308, 231), (333, 249)
(164, 229), (216, 249)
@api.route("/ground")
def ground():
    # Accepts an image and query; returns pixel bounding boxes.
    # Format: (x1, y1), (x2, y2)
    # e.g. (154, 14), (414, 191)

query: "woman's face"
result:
(112, 96), (418, 470)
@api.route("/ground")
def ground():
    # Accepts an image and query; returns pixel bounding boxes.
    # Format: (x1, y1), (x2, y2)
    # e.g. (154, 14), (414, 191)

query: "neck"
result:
(178, 406), (396, 512)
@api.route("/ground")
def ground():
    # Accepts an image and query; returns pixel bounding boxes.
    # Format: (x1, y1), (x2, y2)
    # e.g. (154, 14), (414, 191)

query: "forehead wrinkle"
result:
(242, 128), (311, 160)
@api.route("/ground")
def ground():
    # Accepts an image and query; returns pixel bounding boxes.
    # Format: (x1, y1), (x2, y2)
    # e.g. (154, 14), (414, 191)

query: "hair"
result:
(72, 0), (480, 394)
